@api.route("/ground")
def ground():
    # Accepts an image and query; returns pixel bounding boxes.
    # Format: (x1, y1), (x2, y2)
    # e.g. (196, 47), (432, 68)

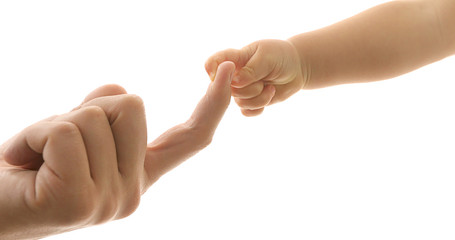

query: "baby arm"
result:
(206, 0), (455, 116)
(290, 0), (455, 89)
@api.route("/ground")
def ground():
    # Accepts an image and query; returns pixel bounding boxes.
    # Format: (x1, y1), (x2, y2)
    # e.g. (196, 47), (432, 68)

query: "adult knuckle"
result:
(51, 122), (80, 138)
(118, 187), (141, 219)
(72, 201), (96, 223)
(103, 84), (127, 94)
(60, 193), (97, 225)
(120, 94), (145, 113)
(95, 199), (119, 223)
(80, 106), (106, 120)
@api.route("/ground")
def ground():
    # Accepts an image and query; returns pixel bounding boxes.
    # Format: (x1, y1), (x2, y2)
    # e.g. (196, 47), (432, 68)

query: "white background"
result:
(1, 0), (455, 239)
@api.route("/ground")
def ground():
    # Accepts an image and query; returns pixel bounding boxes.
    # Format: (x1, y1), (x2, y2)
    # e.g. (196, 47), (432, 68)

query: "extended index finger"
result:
(143, 61), (235, 188)
(191, 61), (236, 131)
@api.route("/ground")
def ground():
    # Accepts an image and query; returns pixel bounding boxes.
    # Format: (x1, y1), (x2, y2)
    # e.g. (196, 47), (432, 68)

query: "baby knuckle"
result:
(211, 54), (223, 63)
(214, 48), (231, 60)
(224, 47), (237, 53)
(259, 96), (272, 107)
(234, 98), (251, 109)
(230, 88), (242, 98)
(241, 66), (256, 79)
(243, 41), (259, 53)
(242, 108), (264, 117)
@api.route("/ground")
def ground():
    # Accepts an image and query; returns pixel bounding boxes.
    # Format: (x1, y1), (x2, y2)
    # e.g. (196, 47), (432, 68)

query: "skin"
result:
(0, 61), (236, 240)
(205, 0), (455, 117)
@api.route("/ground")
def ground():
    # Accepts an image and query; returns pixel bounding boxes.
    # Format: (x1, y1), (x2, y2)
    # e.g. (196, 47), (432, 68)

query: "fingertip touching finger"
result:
(205, 49), (241, 81)
(192, 61), (235, 129)
(142, 61), (236, 189)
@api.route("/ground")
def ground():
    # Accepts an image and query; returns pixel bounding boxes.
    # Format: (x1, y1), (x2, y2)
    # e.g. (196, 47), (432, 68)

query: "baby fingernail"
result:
(210, 72), (216, 81)
(232, 76), (240, 84)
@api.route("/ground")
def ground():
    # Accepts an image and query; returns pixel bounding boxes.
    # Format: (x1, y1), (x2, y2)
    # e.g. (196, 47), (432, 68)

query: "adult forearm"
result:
(289, 0), (453, 89)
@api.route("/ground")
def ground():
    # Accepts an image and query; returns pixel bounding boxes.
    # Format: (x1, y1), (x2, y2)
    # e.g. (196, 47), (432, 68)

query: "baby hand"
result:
(205, 39), (307, 116)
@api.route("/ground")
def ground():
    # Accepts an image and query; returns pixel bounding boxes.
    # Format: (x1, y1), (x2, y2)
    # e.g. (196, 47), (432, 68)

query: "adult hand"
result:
(0, 61), (235, 239)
